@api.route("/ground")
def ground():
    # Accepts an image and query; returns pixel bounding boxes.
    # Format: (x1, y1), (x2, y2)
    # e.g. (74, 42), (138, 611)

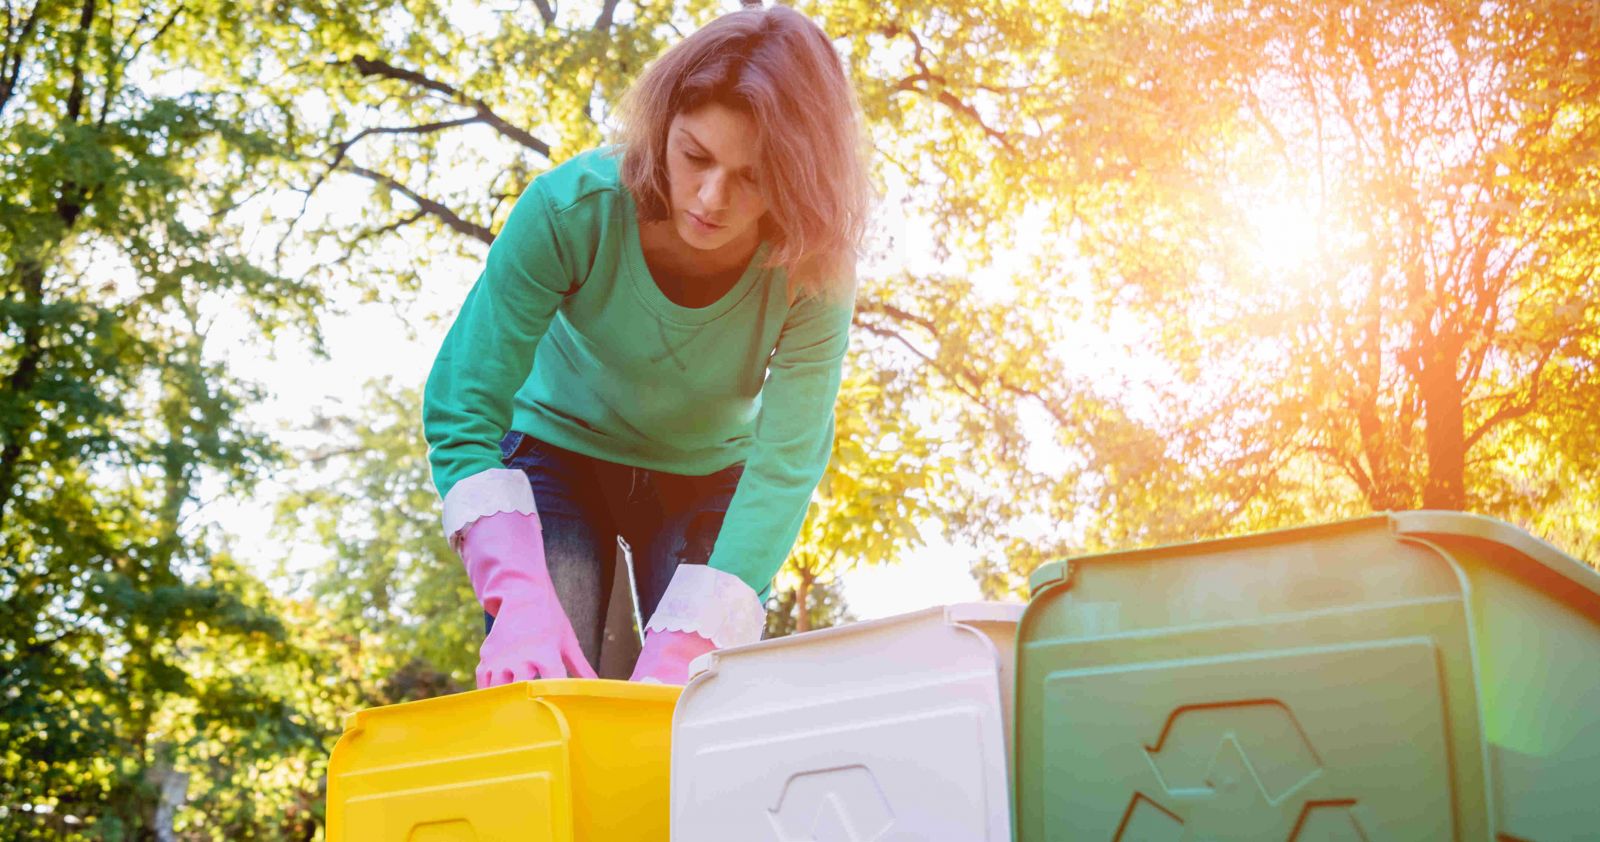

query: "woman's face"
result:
(663, 102), (767, 255)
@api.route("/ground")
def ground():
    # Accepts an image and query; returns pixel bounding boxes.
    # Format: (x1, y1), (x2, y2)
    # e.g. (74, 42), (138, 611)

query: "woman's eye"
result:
(685, 152), (708, 164)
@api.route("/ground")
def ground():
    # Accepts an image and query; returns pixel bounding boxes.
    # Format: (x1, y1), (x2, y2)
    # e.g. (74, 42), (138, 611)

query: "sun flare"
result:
(1246, 196), (1324, 281)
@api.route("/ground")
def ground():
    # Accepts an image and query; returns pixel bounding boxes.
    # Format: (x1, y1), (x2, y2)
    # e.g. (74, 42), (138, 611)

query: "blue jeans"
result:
(485, 431), (745, 668)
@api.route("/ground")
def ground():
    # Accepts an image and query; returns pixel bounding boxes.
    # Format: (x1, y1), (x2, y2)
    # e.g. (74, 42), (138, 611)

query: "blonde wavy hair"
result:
(613, 4), (872, 302)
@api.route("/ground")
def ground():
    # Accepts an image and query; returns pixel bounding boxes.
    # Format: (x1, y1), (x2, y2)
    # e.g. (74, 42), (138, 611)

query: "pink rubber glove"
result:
(460, 510), (597, 688)
(628, 628), (716, 685)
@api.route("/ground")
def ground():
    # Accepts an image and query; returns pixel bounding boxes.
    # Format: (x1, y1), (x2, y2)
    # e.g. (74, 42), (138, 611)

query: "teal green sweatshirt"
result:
(423, 146), (854, 595)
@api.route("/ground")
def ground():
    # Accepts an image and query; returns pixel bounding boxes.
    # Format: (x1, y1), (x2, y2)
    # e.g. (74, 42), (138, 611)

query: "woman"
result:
(422, 3), (872, 687)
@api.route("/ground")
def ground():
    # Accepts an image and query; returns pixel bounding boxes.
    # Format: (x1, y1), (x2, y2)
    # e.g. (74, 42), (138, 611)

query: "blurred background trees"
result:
(1, 0), (334, 836)
(3, 0), (1595, 836)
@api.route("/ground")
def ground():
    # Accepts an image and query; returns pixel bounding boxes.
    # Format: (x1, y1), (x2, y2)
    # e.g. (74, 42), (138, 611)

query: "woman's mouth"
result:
(687, 211), (724, 233)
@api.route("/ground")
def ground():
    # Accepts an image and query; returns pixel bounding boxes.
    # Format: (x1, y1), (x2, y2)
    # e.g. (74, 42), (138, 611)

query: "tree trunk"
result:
(794, 574), (813, 634)
(144, 759), (187, 842)
(1418, 339), (1467, 510)
(0, 259), (46, 534)
(1354, 258), (1406, 510)
(2, 0), (94, 532)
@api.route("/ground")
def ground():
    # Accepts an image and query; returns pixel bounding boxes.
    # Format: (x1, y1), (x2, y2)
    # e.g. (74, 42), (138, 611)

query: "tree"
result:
(822, 0), (1600, 564)
(764, 576), (854, 638)
(1009, 0), (1600, 552)
(1, 0), (332, 835)
(773, 364), (947, 631)
(273, 380), (480, 693)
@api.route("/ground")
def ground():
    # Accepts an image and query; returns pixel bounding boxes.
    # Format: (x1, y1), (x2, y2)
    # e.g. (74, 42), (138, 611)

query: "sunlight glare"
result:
(1246, 195), (1323, 282)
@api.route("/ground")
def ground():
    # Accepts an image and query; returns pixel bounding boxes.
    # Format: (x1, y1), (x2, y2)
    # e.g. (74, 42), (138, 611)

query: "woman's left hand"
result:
(629, 628), (717, 684)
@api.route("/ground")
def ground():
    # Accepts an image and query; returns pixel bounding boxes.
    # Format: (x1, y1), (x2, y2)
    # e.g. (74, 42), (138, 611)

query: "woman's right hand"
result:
(458, 510), (598, 687)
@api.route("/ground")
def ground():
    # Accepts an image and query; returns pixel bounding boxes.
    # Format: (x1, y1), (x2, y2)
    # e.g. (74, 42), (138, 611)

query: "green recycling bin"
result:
(1015, 512), (1600, 841)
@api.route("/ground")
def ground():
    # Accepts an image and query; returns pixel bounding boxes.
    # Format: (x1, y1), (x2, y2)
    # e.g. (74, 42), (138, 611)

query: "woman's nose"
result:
(698, 172), (730, 210)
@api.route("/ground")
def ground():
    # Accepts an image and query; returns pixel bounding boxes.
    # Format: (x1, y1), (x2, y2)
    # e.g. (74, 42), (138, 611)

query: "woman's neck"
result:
(638, 215), (761, 280)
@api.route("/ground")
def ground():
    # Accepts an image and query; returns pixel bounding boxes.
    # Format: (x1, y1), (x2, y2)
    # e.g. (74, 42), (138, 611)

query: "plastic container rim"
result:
(1026, 511), (1598, 599)
(340, 677), (679, 732)
(686, 601), (1024, 680)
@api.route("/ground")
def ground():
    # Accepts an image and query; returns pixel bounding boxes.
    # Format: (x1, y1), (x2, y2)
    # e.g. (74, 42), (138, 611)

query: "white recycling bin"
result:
(671, 602), (1023, 841)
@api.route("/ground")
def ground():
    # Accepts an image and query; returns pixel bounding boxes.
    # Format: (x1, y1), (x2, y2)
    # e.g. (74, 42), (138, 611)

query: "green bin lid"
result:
(1026, 511), (1598, 599)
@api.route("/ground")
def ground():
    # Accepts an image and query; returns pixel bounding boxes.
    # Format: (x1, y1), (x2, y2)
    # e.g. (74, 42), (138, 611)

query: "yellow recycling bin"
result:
(326, 679), (679, 841)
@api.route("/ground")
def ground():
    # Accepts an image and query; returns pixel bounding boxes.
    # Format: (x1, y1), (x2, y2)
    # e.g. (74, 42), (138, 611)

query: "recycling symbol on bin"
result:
(1117, 701), (1367, 841)
(766, 765), (895, 841)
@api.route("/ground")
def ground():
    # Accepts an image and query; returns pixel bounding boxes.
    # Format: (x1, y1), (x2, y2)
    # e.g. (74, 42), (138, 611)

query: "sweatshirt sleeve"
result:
(422, 178), (580, 541)
(703, 281), (856, 595)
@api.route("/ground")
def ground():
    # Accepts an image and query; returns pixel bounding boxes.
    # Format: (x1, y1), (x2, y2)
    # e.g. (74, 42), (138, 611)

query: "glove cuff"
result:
(644, 565), (765, 650)
(442, 468), (537, 553)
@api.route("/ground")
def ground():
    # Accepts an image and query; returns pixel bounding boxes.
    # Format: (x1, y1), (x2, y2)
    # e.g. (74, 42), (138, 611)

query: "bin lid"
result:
(1027, 511), (1598, 599)
(685, 602), (1024, 681)
(341, 678), (679, 732)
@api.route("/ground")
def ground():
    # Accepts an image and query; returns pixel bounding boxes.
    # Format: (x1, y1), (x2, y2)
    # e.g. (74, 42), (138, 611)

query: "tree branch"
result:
(325, 117), (483, 176)
(1308, 441), (1375, 503)
(303, 445), (366, 466)
(64, 0), (96, 124)
(856, 298), (936, 333)
(346, 54), (552, 157)
(275, 117), (478, 263)
(1463, 342), (1556, 451)
(593, 0), (619, 31)
(853, 318), (990, 410)
(272, 117), (502, 262)
(123, 2), (185, 72)
(366, 209), (429, 239)
(855, 301), (1078, 430)
(892, 70), (1040, 97)
(532, 0), (555, 27)
(885, 26), (1014, 152)
(341, 164), (495, 243)
(0, 1), (42, 118)
(98, 6), (152, 126)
